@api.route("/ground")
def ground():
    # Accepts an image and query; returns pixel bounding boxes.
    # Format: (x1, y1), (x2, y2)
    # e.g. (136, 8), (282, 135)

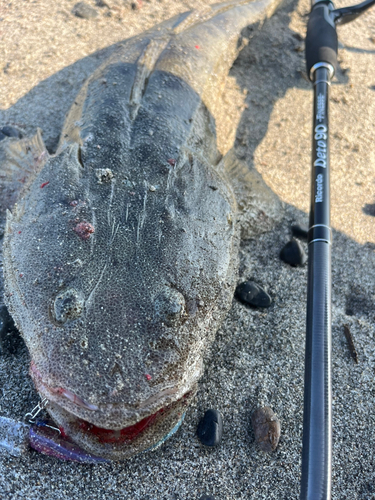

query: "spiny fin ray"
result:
(219, 149), (284, 238)
(0, 129), (49, 212)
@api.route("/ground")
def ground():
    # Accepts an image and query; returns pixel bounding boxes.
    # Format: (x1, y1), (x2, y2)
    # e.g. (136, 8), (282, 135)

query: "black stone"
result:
(363, 203), (375, 217)
(235, 281), (272, 308)
(197, 409), (223, 447)
(291, 224), (308, 240)
(280, 239), (307, 266)
(72, 2), (98, 19)
(0, 126), (22, 139)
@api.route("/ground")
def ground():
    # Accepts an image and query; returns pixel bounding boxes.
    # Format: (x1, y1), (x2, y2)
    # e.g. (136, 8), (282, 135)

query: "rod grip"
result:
(305, 2), (338, 79)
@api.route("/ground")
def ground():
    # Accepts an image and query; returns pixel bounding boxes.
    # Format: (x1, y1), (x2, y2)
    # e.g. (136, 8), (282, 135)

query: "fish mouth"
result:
(29, 361), (196, 460)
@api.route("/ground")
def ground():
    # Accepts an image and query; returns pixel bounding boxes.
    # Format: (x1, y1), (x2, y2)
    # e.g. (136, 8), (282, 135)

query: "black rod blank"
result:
(300, 66), (333, 500)
(301, 0), (375, 497)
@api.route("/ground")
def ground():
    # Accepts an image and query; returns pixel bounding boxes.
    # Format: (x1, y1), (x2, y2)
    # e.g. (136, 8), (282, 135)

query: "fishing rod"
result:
(301, 0), (375, 498)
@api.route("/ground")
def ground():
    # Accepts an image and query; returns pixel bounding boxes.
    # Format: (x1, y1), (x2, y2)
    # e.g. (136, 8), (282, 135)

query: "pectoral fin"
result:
(0, 128), (49, 212)
(220, 149), (283, 238)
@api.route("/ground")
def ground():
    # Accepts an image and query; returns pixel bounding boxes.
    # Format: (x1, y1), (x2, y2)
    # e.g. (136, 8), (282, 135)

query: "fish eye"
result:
(53, 288), (84, 324)
(154, 287), (185, 327)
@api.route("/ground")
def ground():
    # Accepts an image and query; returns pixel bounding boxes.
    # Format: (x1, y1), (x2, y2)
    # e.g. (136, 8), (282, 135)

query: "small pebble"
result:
(131, 0), (142, 9)
(280, 239), (307, 266)
(95, 0), (109, 7)
(197, 409), (223, 447)
(251, 406), (280, 452)
(291, 224), (308, 240)
(363, 203), (375, 217)
(72, 2), (98, 19)
(1, 125), (22, 138)
(235, 281), (272, 308)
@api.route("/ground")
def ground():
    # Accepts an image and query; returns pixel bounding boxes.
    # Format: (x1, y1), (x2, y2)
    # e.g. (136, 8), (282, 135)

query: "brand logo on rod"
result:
(314, 124), (327, 168)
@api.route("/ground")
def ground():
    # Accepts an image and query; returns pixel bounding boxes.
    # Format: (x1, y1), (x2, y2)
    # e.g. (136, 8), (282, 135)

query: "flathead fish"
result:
(0, 0), (282, 460)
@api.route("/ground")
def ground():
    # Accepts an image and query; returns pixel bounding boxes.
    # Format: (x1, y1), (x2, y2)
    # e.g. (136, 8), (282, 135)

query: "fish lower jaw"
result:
(29, 361), (198, 459)
(46, 389), (196, 460)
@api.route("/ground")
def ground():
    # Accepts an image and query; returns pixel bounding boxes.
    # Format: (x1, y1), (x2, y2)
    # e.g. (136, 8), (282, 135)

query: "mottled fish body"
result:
(1, 0), (281, 460)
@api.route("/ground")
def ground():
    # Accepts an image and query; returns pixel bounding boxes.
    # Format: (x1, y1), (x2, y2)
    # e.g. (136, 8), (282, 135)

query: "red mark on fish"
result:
(59, 426), (68, 439)
(73, 222), (95, 240)
(40, 181), (50, 188)
(167, 158), (176, 166)
(145, 374), (152, 381)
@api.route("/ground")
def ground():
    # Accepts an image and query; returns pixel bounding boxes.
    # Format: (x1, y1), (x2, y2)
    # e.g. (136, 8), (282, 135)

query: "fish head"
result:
(4, 141), (239, 459)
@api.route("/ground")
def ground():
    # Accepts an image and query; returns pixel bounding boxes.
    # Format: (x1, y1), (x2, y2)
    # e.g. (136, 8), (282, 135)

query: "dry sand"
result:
(0, 0), (374, 499)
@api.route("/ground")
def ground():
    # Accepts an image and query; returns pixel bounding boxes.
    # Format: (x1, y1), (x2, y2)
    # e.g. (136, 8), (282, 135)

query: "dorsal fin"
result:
(219, 149), (284, 238)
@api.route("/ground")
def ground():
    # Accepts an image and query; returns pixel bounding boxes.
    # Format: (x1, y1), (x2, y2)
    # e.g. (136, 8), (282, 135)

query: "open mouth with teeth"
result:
(29, 361), (196, 461)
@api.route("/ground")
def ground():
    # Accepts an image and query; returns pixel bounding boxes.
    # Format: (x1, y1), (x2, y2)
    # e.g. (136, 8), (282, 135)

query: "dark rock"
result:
(291, 224), (308, 240)
(131, 0), (142, 9)
(363, 203), (375, 217)
(251, 406), (280, 452)
(197, 409), (223, 447)
(0, 126), (22, 139)
(95, 0), (109, 7)
(72, 2), (98, 19)
(280, 239), (307, 266)
(235, 281), (272, 308)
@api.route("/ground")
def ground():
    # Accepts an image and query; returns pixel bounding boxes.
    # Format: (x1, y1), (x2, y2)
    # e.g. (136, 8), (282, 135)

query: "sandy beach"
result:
(0, 0), (374, 498)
